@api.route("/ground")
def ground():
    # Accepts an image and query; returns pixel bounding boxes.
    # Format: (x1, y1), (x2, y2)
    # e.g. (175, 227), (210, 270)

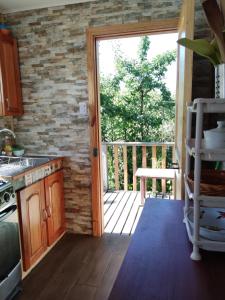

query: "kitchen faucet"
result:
(0, 128), (16, 139)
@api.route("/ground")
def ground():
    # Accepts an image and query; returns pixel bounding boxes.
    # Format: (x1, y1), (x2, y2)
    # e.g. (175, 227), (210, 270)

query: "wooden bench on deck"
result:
(135, 168), (176, 204)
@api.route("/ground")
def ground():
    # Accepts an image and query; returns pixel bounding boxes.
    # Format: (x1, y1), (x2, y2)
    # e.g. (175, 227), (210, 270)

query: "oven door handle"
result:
(0, 205), (17, 222)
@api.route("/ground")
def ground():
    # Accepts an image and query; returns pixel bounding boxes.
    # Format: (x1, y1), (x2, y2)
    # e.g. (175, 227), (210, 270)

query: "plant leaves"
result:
(211, 38), (222, 64)
(177, 37), (221, 65)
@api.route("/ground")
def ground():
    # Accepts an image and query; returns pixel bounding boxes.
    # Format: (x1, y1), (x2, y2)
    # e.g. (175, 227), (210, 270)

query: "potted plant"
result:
(177, 0), (225, 98)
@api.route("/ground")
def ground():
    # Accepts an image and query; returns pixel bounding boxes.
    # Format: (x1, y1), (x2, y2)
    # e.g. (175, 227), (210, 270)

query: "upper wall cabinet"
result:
(0, 32), (23, 116)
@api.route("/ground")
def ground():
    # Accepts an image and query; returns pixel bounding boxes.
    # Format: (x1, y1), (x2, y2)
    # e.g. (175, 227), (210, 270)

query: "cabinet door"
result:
(0, 34), (23, 115)
(45, 170), (65, 246)
(18, 180), (47, 271)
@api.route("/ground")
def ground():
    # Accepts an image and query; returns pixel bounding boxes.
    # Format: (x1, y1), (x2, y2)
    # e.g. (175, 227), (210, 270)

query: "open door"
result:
(175, 0), (195, 199)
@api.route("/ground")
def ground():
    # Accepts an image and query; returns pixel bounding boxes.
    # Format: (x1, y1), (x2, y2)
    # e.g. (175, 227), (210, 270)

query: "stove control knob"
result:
(3, 192), (10, 202)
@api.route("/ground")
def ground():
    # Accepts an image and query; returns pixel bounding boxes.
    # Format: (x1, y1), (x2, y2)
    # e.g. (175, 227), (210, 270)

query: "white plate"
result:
(187, 207), (225, 241)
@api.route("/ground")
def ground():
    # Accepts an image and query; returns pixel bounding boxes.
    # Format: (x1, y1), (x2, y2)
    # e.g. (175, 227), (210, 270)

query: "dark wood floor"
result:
(16, 233), (130, 300)
(109, 199), (225, 300)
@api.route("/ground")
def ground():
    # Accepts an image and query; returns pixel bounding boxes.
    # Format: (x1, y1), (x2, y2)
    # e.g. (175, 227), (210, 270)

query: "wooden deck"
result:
(104, 191), (143, 235)
(104, 191), (174, 235)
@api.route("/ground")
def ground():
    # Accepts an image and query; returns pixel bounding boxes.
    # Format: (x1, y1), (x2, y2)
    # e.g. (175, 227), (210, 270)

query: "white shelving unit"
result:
(184, 98), (225, 260)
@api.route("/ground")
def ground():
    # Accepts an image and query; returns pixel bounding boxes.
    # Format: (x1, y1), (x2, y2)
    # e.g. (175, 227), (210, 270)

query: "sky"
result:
(98, 33), (178, 95)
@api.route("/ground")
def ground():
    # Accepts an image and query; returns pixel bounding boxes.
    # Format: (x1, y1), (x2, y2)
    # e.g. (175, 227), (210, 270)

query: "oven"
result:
(0, 180), (22, 300)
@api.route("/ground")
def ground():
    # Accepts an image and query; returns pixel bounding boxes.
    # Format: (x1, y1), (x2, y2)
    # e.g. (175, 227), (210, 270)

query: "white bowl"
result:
(204, 121), (225, 149)
(187, 207), (225, 242)
(13, 149), (25, 156)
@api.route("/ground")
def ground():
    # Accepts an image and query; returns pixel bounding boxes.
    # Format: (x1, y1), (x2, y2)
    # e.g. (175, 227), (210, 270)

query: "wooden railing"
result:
(102, 141), (175, 193)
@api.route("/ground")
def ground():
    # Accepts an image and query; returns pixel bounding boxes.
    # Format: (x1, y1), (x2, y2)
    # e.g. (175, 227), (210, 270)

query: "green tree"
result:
(100, 36), (176, 143)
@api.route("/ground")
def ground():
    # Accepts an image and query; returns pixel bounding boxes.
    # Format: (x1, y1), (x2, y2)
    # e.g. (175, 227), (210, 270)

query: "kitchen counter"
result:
(0, 155), (63, 191)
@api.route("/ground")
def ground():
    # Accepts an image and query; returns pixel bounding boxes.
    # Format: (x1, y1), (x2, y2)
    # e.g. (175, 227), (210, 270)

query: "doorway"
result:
(98, 33), (178, 234)
(87, 19), (180, 236)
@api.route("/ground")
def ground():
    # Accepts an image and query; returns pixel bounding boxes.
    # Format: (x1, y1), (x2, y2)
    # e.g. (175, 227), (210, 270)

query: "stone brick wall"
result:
(4, 0), (209, 234)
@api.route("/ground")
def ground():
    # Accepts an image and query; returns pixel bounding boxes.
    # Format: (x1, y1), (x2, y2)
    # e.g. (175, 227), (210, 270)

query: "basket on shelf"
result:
(187, 169), (225, 196)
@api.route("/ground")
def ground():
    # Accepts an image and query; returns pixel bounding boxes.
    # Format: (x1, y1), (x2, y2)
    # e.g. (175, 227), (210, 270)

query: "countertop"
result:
(0, 155), (63, 180)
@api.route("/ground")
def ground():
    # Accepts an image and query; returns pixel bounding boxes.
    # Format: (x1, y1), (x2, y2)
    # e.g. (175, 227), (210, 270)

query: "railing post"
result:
(102, 144), (108, 192)
(123, 145), (128, 191)
(152, 145), (157, 193)
(142, 145), (147, 168)
(132, 145), (137, 191)
(142, 145), (147, 194)
(161, 145), (166, 194)
(114, 145), (119, 190)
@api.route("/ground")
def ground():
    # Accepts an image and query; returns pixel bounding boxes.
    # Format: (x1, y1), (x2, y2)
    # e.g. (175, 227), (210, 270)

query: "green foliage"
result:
(100, 36), (176, 143)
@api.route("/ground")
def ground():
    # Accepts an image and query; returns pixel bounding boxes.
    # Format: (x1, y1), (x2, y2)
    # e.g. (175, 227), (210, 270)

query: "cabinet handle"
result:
(42, 209), (48, 221)
(46, 205), (51, 217)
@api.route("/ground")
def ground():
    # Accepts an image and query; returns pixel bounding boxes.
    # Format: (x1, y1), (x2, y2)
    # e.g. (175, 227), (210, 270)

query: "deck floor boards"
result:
(122, 192), (141, 235)
(131, 205), (143, 234)
(103, 191), (113, 204)
(105, 192), (131, 233)
(104, 191), (125, 226)
(104, 191), (143, 235)
(113, 191), (137, 234)
(104, 192), (123, 217)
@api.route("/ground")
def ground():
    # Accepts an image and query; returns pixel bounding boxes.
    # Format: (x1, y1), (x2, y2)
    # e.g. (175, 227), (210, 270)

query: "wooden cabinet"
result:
(0, 32), (23, 116)
(18, 170), (65, 271)
(18, 180), (47, 271)
(45, 170), (65, 246)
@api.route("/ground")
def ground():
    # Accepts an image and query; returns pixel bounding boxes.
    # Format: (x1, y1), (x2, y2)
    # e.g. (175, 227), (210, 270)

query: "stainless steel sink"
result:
(0, 156), (51, 176)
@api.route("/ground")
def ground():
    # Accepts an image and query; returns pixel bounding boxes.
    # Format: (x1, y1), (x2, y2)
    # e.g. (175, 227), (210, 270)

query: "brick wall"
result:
(4, 0), (209, 234)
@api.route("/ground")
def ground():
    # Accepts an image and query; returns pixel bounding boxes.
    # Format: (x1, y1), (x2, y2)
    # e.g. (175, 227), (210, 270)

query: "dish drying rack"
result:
(184, 98), (225, 261)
